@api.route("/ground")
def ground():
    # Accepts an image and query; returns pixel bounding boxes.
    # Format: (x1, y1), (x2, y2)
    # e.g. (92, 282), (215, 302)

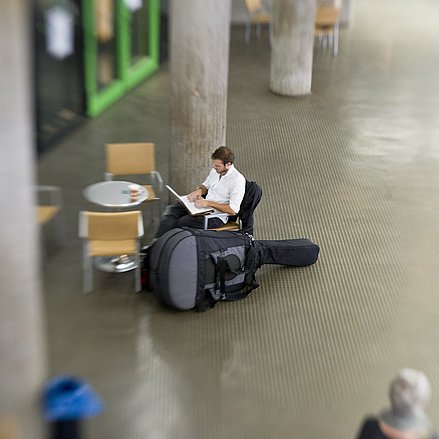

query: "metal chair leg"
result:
(333, 24), (339, 56)
(269, 22), (272, 47)
(83, 244), (93, 293)
(54, 212), (65, 246)
(245, 22), (251, 43)
(135, 243), (141, 292)
(39, 227), (46, 262)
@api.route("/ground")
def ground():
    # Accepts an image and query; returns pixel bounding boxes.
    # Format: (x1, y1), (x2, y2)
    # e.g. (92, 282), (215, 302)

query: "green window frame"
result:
(82, 0), (159, 117)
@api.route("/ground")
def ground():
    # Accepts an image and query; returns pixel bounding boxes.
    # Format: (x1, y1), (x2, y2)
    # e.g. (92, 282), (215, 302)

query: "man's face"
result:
(212, 159), (231, 176)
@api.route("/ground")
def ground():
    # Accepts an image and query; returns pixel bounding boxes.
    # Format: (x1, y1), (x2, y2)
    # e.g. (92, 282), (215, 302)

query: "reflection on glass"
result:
(95, 0), (117, 89)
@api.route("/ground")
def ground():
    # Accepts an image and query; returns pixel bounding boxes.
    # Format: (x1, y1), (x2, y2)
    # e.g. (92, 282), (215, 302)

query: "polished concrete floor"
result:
(37, 1), (439, 438)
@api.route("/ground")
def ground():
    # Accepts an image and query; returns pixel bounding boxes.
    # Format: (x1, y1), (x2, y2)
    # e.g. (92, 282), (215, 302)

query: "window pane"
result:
(130, 0), (150, 66)
(95, 0), (118, 90)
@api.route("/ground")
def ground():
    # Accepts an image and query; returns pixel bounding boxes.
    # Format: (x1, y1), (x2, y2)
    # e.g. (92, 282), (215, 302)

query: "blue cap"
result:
(43, 375), (104, 421)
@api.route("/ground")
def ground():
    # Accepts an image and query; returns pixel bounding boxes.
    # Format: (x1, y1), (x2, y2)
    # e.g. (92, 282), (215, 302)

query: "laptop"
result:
(166, 185), (214, 215)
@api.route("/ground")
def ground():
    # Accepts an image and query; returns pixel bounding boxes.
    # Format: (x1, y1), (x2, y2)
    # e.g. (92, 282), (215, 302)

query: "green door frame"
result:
(82, 0), (159, 117)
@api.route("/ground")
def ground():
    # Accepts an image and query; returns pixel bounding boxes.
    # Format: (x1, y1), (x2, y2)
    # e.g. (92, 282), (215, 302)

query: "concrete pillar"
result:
(0, 1), (47, 438)
(169, 0), (231, 192)
(270, 0), (317, 96)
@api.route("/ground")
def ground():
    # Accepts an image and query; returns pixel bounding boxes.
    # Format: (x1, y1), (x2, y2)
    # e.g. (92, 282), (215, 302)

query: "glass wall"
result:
(34, 0), (85, 153)
(33, 0), (160, 153)
(130, 2), (151, 64)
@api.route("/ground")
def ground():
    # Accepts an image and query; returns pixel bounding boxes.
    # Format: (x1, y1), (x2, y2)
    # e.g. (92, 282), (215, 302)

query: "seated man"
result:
(154, 146), (246, 238)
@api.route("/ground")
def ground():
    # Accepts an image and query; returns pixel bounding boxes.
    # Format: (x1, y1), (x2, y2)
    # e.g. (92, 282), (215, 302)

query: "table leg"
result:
(94, 255), (137, 273)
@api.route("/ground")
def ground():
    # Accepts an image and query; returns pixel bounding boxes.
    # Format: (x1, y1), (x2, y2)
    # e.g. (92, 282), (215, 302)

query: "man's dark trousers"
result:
(154, 204), (224, 238)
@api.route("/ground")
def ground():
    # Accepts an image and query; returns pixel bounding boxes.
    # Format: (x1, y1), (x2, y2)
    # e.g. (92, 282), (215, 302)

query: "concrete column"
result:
(169, 0), (231, 192)
(0, 1), (47, 438)
(270, 0), (317, 96)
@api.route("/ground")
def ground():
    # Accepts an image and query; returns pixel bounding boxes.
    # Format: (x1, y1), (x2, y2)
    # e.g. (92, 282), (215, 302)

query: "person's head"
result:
(379, 368), (432, 434)
(211, 146), (235, 175)
(389, 368), (431, 416)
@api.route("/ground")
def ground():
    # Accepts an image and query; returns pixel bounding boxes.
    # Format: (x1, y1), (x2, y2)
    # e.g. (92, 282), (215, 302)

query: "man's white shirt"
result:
(202, 164), (246, 223)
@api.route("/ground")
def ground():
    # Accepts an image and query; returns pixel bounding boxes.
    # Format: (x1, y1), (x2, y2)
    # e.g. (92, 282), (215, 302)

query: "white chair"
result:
(79, 210), (144, 293)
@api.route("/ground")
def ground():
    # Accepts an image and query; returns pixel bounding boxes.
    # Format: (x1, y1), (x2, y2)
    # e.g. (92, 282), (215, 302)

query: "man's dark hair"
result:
(211, 146), (235, 165)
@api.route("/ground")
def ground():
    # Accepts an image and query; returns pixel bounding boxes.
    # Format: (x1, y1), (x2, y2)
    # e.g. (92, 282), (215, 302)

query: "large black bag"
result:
(148, 228), (259, 311)
(147, 228), (319, 312)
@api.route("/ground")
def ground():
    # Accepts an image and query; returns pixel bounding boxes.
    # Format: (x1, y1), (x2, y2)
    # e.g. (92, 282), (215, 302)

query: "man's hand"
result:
(187, 188), (203, 202)
(195, 199), (210, 208)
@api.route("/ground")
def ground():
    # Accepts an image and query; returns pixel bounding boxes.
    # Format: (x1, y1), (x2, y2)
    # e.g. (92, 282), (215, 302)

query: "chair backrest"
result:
(85, 211), (141, 241)
(244, 0), (264, 15)
(36, 185), (62, 224)
(238, 180), (262, 234)
(37, 206), (60, 224)
(315, 5), (340, 27)
(106, 143), (156, 176)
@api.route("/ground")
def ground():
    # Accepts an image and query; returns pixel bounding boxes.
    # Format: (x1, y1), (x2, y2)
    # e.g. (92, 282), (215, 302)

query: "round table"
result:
(83, 181), (148, 273)
(83, 180), (148, 208)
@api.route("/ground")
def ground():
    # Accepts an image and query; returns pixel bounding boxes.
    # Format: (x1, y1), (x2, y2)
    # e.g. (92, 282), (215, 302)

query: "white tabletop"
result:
(83, 181), (148, 208)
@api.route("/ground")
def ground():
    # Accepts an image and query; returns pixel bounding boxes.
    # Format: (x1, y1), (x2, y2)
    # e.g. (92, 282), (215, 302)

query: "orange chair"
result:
(105, 142), (163, 221)
(243, 0), (271, 44)
(315, 4), (341, 56)
(36, 185), (65, 247)
(79, 211), (144, 293)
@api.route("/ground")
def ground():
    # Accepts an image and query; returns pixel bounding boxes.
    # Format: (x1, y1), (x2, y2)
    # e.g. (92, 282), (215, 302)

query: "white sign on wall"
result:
(124, 0), (143, 12)
(45, 6), (74, 60)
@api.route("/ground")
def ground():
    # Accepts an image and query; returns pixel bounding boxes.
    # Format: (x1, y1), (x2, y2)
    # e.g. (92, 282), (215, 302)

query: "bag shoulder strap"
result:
(217, 245), (260, 300)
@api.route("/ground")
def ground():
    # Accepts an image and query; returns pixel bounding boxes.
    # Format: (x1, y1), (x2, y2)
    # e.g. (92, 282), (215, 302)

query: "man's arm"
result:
(187, 185), (208, 202)
(194, 199), (236, 215)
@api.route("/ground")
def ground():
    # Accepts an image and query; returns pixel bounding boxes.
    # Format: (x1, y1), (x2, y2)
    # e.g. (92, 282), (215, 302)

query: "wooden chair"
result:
(0, 414), (20, 439)
(315, 4), (341, 56)
(204, 181), (263, 236)
(36, 185), (64, 247)
(243, 0), (271, 44)
(105, 143), (163, 222)
(78, 211), (144, 293)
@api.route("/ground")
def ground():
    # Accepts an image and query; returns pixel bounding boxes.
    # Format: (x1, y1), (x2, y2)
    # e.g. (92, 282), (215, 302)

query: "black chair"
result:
(203, 180), (263, 235)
